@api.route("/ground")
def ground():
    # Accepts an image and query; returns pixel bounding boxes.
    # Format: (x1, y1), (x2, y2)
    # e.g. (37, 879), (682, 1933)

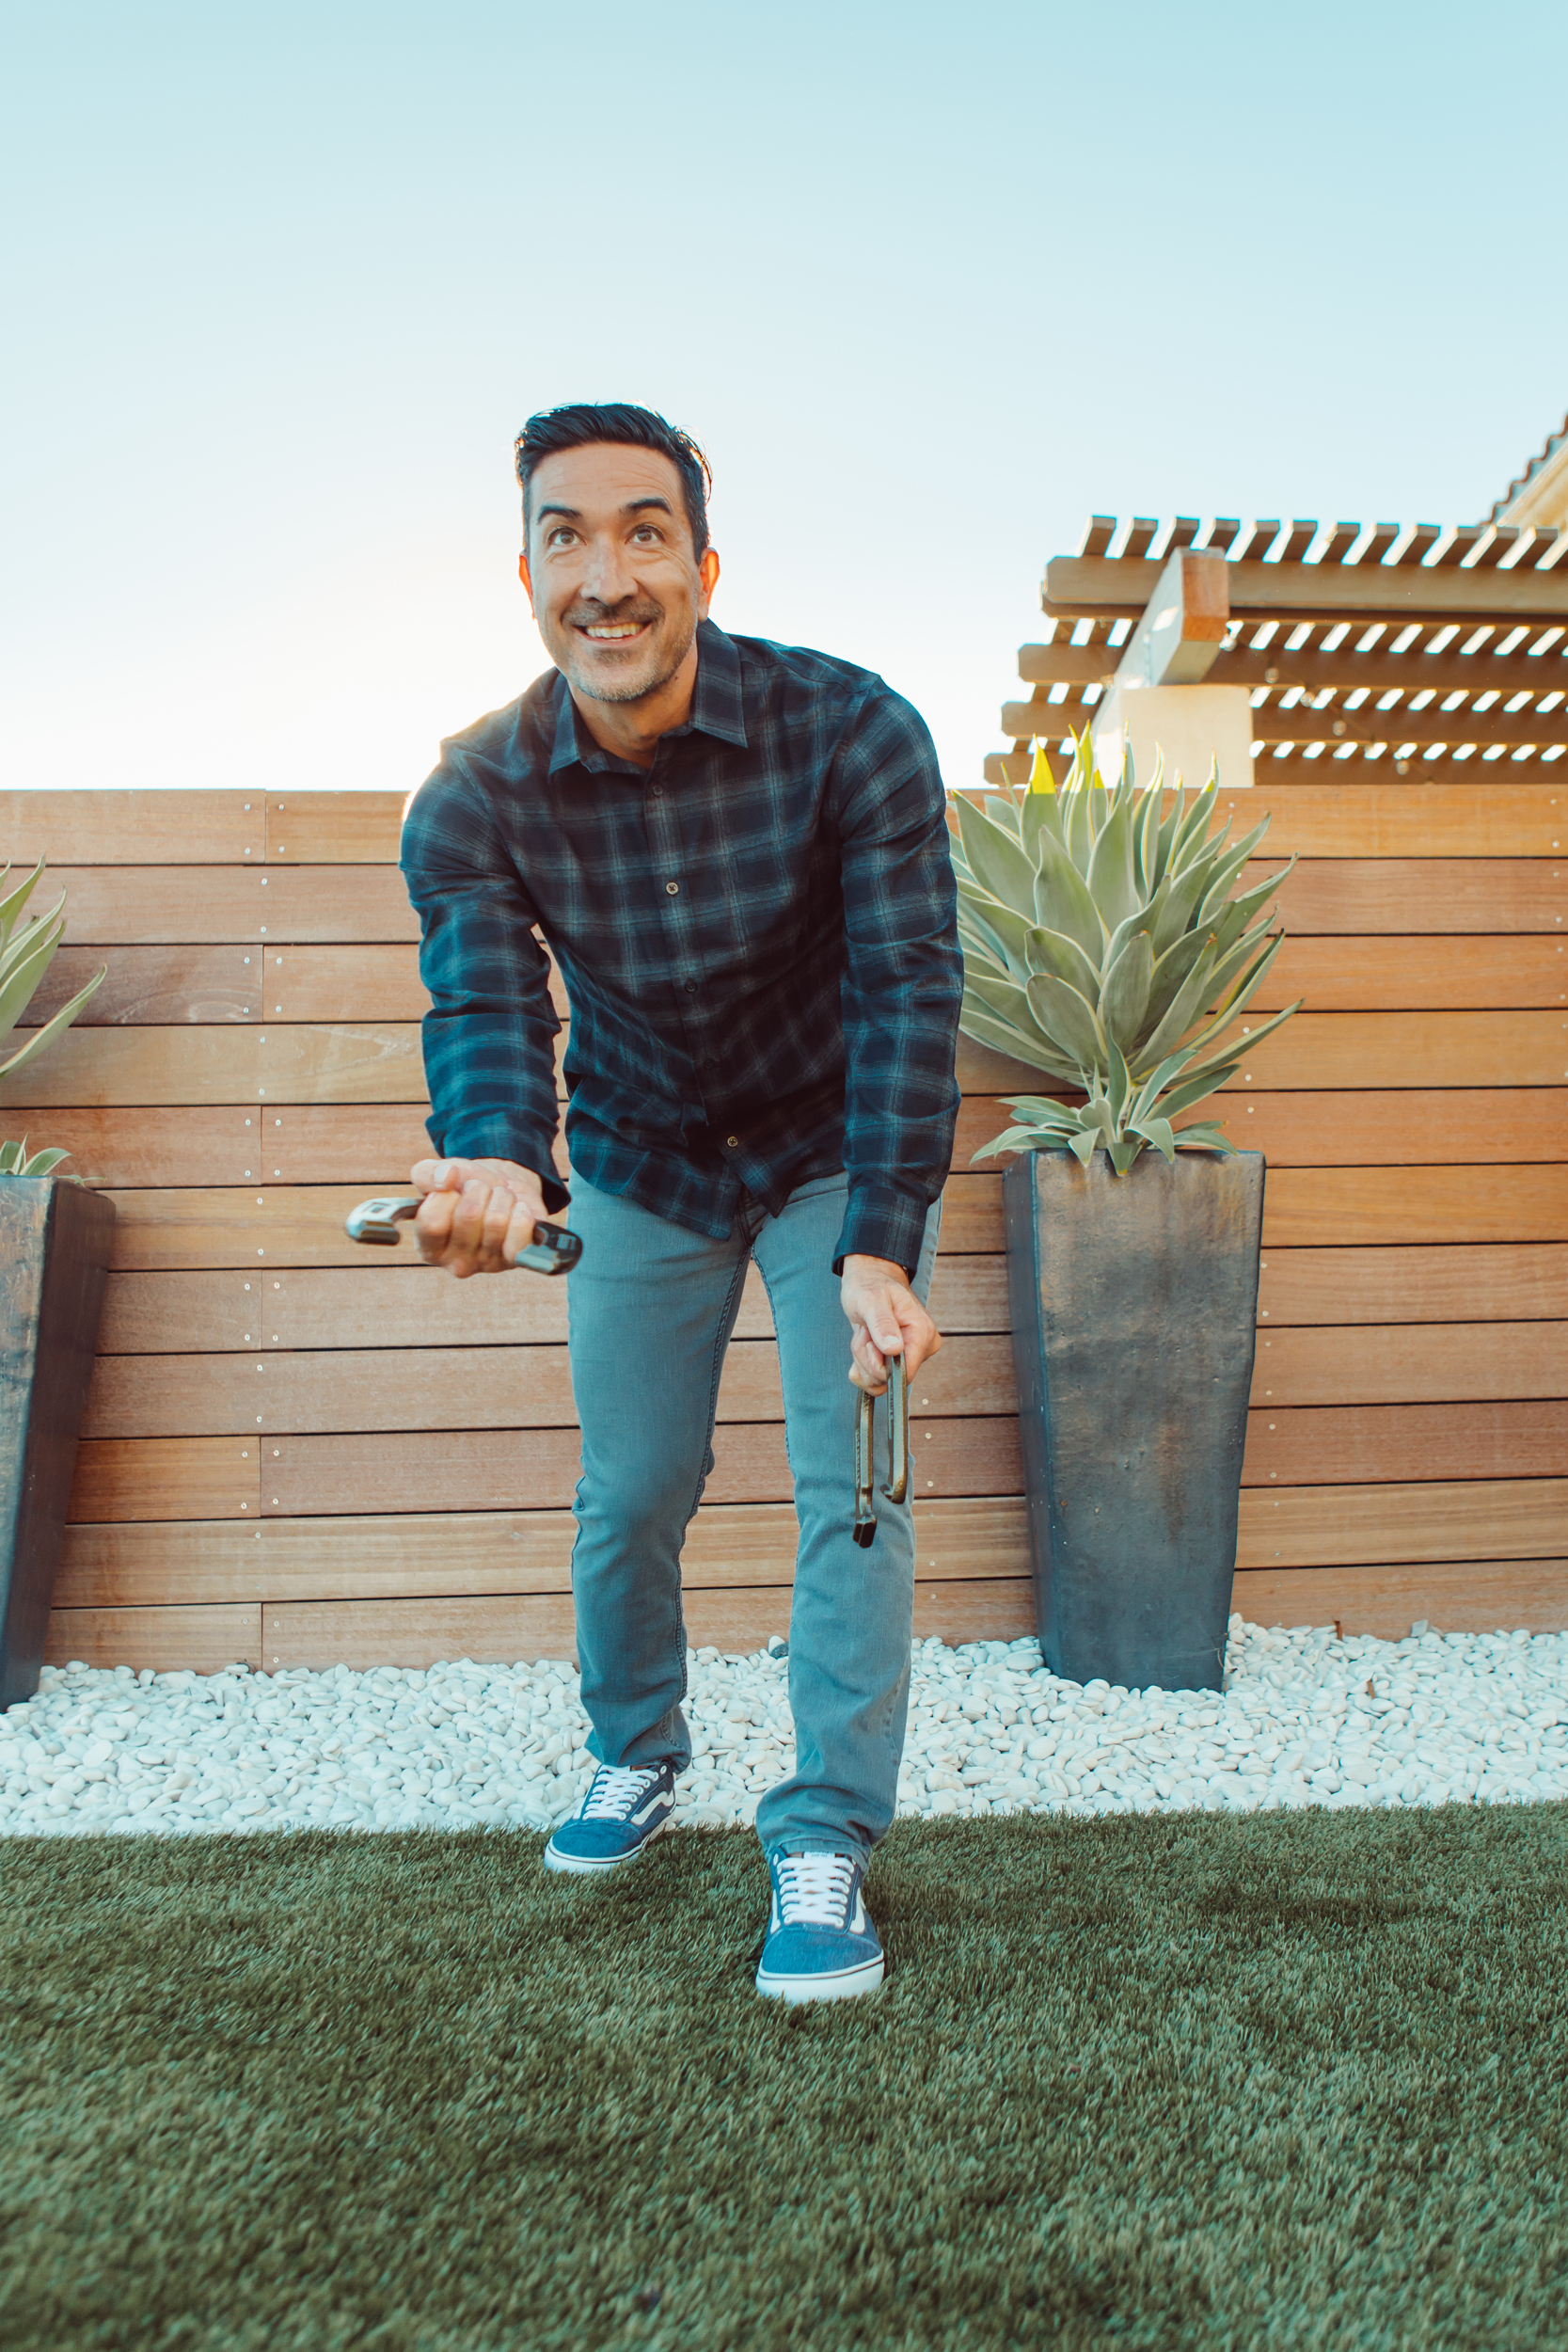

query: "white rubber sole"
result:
(541, 1815), (672, 1876)
(754, 1953), (885, 2005)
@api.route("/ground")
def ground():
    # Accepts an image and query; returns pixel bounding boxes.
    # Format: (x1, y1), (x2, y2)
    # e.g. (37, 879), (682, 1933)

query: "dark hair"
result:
(515, 403), (712, 559)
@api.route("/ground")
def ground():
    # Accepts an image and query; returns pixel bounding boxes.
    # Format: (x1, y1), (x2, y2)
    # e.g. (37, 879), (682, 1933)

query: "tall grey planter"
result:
(1004, 1149), (1264, 1693)
(0, 1180), (116, 1709)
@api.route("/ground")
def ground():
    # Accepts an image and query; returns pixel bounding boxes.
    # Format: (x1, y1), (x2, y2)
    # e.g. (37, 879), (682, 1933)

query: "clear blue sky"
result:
(3, 0), (1564, 798)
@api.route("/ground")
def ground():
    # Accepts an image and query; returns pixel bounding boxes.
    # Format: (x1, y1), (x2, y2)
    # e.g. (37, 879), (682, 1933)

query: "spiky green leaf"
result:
(953, 794), (1038, 912)
(1099, 929), (1154, 1053)
(1024, 923), (1102, 1000)
(1024, 973), (1108, 1073)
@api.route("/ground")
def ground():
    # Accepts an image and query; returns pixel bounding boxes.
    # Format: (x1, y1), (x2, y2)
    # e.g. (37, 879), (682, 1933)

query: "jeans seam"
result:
(666, 1243), (752, 1691)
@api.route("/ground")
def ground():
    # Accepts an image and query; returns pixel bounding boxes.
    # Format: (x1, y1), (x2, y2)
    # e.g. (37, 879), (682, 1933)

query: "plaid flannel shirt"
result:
(400, 619), (961, 1274)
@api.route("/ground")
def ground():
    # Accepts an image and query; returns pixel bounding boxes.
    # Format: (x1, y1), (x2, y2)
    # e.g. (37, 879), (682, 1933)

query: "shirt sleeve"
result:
(399, 758), (569, 1211)
(831, 690), (962, 1275)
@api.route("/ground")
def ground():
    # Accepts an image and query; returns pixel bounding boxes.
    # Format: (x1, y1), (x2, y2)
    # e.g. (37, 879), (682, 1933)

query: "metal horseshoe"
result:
(852, 1352), (909, 1548)
(343, 1196), (583, 1276)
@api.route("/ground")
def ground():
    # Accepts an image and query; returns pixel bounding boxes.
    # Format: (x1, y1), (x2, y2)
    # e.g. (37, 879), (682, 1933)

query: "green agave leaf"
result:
(1131, 938), (1220, 1072)
(1137, 929), (1211, 1045)
(958, 1001), (1084, 1081)
(1107, 1131), (1142, 1174)
(958, 927), (1014, 986)
(1129, 1045), (1198, 1121)
(0, 914), (67, 1052)
(971, 1126), (1037, 1162)
(0, 858), (48, 946)
(1166, 775), (1222, 872)
(983, 793), (1023, 838)
(1196, 820), (1273, 928)
(958, 893), (1034, 977)
(1003, 1092), (1083, 1120)
(1179, 995), (1303, 1088)
(1148, 850), (1224, 956)
(953, 794), (1037, 916)
(1171, 1120), (1236, 1155)
(1176, 938), (1289, 1063)
(1085, 788), (1141, 933)
(1105, 1035), (1132, 1125)
(1128, 1113), (1177, 1164)
(1067, 1127), (1099, 1167)
(0, 896), (67, 987)
(1099, 929), (1154, 1054)
(1024, 923), (1101, 1000)
(0, 963), (106, 1082)
(1151, 1063), (1242, 1119)
(968, 972), (1083, 1066)
(1024, 972), (1107, 1073)
(0, 1141), (71, 1177)
(1187, 930), (1282, 1037)
(1133, 761), (1167, 896)
(1020, 788), (1066, 862)
(1062, 777), (1096, 876)
(1032, 834), (1105, 963)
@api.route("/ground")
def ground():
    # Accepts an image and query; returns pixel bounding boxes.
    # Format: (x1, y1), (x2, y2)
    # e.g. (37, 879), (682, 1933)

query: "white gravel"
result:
(3, 1616), (1565, 1840)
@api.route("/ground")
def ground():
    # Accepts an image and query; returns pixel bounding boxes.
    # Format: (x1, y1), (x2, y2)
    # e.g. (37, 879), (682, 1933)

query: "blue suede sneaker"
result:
(542, 1760), (677, 1875)
(754, 1851), (884, 2003)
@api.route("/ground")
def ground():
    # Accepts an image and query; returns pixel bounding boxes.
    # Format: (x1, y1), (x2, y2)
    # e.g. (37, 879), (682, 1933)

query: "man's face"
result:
(519, 443), (719, 706)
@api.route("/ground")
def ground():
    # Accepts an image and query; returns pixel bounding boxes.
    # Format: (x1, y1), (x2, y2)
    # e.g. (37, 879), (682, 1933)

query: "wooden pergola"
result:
(989, 516), (1568, 787)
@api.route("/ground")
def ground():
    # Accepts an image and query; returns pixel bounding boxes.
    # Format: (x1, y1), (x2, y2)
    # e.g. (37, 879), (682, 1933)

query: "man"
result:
(400, 402), (961, 2003)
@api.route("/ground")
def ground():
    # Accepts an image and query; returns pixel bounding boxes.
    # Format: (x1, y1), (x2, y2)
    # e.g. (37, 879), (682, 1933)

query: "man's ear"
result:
(518, 550), (535, 613)
(697, 546), (721, 618)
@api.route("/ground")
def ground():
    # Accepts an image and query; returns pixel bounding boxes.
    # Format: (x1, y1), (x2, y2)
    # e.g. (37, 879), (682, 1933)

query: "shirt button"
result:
(651, 785), (664, 796)
(726, 1136), (739, 1149)
(665, 881), (679, 896)
(684, 980), (697, 993)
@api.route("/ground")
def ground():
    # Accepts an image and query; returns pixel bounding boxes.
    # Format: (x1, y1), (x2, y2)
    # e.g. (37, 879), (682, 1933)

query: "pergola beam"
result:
(1016, 644), (1568, 699)
(1045, 554), (1568, 626)
(1109, 547), (1229, 687)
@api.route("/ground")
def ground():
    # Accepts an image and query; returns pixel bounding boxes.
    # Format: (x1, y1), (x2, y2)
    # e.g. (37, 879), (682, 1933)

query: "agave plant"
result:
(0, 858), (105, 1176)
(955, 734), (1300, 1172)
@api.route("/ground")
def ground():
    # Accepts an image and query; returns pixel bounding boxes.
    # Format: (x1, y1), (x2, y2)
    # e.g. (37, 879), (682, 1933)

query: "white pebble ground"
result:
(3, 1616), (1565, 1840)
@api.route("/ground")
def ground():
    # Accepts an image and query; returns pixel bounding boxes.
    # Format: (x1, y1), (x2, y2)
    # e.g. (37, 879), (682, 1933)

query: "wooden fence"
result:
(0, 781), (1561, 1673)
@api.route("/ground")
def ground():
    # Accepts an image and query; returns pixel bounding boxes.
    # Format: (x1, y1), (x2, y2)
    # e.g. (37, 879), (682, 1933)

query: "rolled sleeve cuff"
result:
(424, 1114), (571, 1215)
(832, 1180), (936, 1279)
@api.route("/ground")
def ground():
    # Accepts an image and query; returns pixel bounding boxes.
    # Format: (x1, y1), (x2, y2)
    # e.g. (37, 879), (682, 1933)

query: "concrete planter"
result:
(0, 1180), (116, 1708)
(1003, 1148), (1264, 1692)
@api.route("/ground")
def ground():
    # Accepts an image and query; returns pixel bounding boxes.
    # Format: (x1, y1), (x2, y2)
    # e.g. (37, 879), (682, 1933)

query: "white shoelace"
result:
(579, 1765), (660, 1820)
(773, 1851), (857, 1928)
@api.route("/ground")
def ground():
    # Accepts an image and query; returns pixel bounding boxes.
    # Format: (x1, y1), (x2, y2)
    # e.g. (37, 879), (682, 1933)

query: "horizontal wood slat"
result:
(44, 1606), (263, 1672)
(79, 1319), (1562, 1443)
(971, 784), (1561, 856)
(1257, 1246), (1568, 1325)
(2, 793), (263, 865)
(51, 867), (419, 944)
(80, 1336), (1020, 1438)
(262, 794), (404, 864)
(958, 1092), (1567, 1170)
(26, 945), (432, 1027)
(1045, 553), (1568, 625)
(1261, 1168), (1568, 1247)
(1229, 1560), (1568, 1639)
(52, 1480), (1567, 1613)
(0, 1024), (428, 1108)
(43, 1558), (1568, 1672)
(1245, 859), (1562, 933)
(53, 1498), (1033, 1609)
(93, 1257), (1014, 1355)
(1255, 938), (1566, 1010)
(0, 1107), (430, 1189)
(1242, 1401), (1565, 1486)
(70, 1439), (261, 1522)
(960, 1013), (1565, 1096)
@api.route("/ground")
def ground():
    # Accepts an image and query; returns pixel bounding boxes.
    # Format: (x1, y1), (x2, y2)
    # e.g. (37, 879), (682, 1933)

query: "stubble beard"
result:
(555, 606), (697, 707)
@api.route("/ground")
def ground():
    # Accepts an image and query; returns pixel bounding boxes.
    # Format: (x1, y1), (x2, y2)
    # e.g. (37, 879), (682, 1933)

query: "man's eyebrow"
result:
(534, 502), (582, 522)
(534, 497), (672, 524)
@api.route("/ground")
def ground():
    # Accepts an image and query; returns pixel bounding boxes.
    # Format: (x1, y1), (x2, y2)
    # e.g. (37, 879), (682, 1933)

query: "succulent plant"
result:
(954, 733), (1300, 1173)
(0, 858), (105, 1177)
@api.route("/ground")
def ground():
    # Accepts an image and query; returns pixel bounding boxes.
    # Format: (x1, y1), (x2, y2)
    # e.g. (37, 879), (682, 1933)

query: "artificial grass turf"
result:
(1, 1811), (1566, 2352)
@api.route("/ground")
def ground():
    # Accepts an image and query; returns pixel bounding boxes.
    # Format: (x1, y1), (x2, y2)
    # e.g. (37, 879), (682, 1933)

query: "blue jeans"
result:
(563, 1171), (941, 1865)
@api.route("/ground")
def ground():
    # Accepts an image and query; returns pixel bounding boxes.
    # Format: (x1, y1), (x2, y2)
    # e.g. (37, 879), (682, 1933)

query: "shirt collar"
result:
(546, 618), (748, 776)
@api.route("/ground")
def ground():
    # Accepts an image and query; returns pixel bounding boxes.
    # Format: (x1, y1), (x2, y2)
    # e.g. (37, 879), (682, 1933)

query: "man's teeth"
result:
(584, 623), (643, 639)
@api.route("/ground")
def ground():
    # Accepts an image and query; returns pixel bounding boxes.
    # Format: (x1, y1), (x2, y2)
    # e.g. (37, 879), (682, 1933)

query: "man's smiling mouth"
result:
(581, 621), (648, 641)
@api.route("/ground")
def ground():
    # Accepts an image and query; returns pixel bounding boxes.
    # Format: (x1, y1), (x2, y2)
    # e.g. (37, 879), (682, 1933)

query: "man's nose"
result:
(578, 533), (638, 605)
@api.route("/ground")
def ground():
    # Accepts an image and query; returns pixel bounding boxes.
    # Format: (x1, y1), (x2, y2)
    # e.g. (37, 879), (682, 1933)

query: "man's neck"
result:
(569, 637), (701, 772)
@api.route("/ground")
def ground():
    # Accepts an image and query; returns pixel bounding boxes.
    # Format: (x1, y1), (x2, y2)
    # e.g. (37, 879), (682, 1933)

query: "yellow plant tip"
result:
(1027, 742), (1056, 796)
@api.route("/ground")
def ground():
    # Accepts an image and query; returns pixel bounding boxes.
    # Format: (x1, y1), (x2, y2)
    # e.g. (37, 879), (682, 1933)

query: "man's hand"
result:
(409, 1157), (547, 1278)
(841, 1253), (942, 1394)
